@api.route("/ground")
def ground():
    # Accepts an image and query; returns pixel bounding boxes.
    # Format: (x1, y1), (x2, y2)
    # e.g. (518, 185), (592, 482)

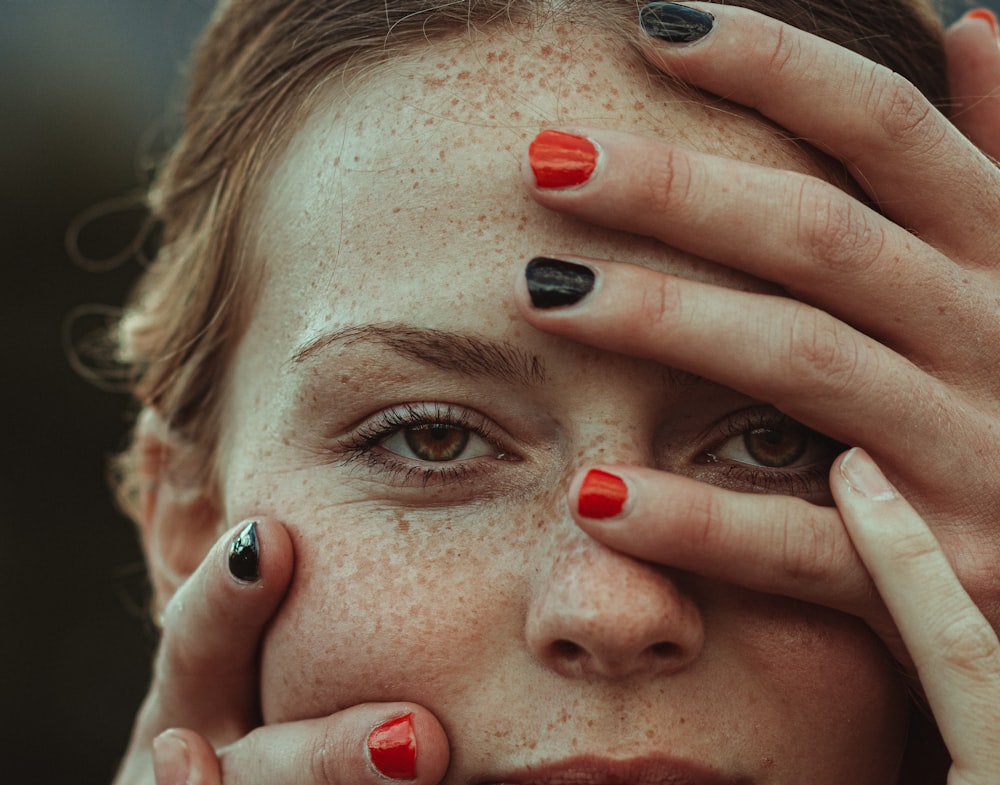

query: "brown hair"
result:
(114, 0), (946, 520)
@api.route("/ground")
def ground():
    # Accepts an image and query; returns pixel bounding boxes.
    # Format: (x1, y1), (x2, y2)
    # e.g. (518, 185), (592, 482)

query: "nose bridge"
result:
(526, 518), (705, 680)
(521, 383), (704, 680)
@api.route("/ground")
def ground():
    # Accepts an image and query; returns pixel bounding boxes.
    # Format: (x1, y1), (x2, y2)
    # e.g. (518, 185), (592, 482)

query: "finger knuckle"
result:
(764, 23), (810, 85)
(860, 66), (944, 155)
(309, 723), (352, 785)
(795, 178), (886, 275)
(784, 306), (867, 397)
(642, 145), (692, 217)
(637, 273), (683, 332)
(933, 612), (1000, 679)
(681, 486), (729, 551)
(780, 509), (843, 585)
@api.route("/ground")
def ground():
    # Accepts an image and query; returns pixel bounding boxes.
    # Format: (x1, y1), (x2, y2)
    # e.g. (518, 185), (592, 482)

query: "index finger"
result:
(637, 2), (1000, 262)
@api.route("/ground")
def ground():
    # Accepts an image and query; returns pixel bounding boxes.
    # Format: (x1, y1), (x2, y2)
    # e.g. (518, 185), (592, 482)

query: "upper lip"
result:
(479, 755), (750, 785)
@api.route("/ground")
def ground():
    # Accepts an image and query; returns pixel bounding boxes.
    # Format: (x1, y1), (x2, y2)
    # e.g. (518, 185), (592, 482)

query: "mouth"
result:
(479, 755), (750, 785)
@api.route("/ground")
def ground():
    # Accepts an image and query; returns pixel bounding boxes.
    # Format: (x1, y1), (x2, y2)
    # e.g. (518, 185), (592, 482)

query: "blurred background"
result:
(1, 0), (996, 783)
(2, 2), (211, 782)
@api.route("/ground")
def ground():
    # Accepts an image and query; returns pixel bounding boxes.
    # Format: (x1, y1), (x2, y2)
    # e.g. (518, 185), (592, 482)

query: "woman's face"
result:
(218, 23), (909, 784)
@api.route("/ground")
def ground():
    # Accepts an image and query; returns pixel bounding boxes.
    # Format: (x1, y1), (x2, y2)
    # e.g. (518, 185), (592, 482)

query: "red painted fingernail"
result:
(368, 714), (417, 780)
(967, 8), (1000, 40)
(578, 469), (628, 519)
(529, 130), (599, 188)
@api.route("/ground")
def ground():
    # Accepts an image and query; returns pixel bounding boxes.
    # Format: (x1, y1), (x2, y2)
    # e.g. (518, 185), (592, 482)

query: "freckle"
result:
(424, 117), (434, 126)
(392, 207), (401, 214)
(540, 44), (553, 57)
(412, 181), (420, 189)
(634, 101), (645, 110)
(456, 70), (470, 80)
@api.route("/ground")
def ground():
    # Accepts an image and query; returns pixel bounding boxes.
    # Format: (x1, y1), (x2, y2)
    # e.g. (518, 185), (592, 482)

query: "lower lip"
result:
(480, 760), (749, 785)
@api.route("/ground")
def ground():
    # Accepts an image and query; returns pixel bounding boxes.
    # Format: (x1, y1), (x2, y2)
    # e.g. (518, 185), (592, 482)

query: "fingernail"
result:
(578, 469), (629, 519)
(528, 130), (599, 188)
(228, 520), (260, 582)
(640, 2), (715, 43)
(153, 730), (191, 785)
(966, 8), (1000, 40)
(525, 257), (595, 308)
(368, 714), (417, 780)
(839, 448), (898, 502)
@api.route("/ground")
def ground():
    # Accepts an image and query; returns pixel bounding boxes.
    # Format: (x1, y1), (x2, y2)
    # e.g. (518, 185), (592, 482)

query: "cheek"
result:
(719, 591), (910, 776)
(260, 504), (526, 723)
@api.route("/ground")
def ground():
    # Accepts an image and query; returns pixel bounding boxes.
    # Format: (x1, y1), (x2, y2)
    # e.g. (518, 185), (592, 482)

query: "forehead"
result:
(248, 21), (824, 335)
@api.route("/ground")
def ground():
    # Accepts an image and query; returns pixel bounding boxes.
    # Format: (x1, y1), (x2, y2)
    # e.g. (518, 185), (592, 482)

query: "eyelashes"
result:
(335, 402), (514, 487)
(333, 402), (840, 497)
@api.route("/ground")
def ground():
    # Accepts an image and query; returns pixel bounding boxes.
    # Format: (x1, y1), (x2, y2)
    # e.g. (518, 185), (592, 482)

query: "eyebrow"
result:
(290, 323), (547, 386)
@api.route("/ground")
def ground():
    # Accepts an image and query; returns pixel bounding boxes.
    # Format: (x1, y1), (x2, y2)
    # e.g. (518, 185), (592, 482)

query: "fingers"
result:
(151, 705), (450, 785)
(832, 448), (1000, 778)
(517, 257), (986, 482)
(633, 2), (1000, 260)
(568, 465), (905, 660)
(142, 519), (294, 743)
(945, 11), (1000, 158)
(523, 128), (996, 371)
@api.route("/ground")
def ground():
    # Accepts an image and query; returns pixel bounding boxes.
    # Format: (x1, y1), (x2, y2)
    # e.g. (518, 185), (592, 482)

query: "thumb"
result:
(153, 703), (450, 785)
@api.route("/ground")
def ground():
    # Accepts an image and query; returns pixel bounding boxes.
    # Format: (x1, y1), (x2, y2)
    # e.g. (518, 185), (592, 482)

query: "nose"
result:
(525, 535), (704, 680)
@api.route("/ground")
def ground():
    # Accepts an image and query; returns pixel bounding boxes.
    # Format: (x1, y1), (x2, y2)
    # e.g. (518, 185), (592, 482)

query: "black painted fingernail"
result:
(526, 257), (595, 308)
(640, 3), (715, 43)
(228, 521), (260, 582)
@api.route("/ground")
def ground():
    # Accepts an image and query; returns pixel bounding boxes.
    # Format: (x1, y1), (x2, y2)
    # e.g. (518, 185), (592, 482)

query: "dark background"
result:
(2, 1), (995, 783)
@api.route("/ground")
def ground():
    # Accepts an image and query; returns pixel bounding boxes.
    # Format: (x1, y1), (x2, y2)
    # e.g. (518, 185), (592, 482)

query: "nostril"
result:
(551, 639), (585, 659)
(650, 641), (680, 658)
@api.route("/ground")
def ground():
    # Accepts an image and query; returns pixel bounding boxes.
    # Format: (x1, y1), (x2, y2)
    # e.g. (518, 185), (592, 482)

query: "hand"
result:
(114, 519), (449, 785)
(514, 2), (1000, 652)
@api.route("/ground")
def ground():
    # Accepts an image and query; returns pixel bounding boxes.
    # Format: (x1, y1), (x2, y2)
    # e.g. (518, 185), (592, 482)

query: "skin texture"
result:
(211, 25), (909, 784)
(114, 8), (1000, 785)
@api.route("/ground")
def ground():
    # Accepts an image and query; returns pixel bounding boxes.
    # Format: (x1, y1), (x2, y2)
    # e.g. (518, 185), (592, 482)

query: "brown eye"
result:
(403, 424), (470, 462)
(744, 425), (808, 467)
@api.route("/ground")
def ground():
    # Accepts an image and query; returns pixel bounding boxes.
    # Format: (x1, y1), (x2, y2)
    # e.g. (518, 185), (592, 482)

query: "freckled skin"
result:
(217, 23), (908, 785)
